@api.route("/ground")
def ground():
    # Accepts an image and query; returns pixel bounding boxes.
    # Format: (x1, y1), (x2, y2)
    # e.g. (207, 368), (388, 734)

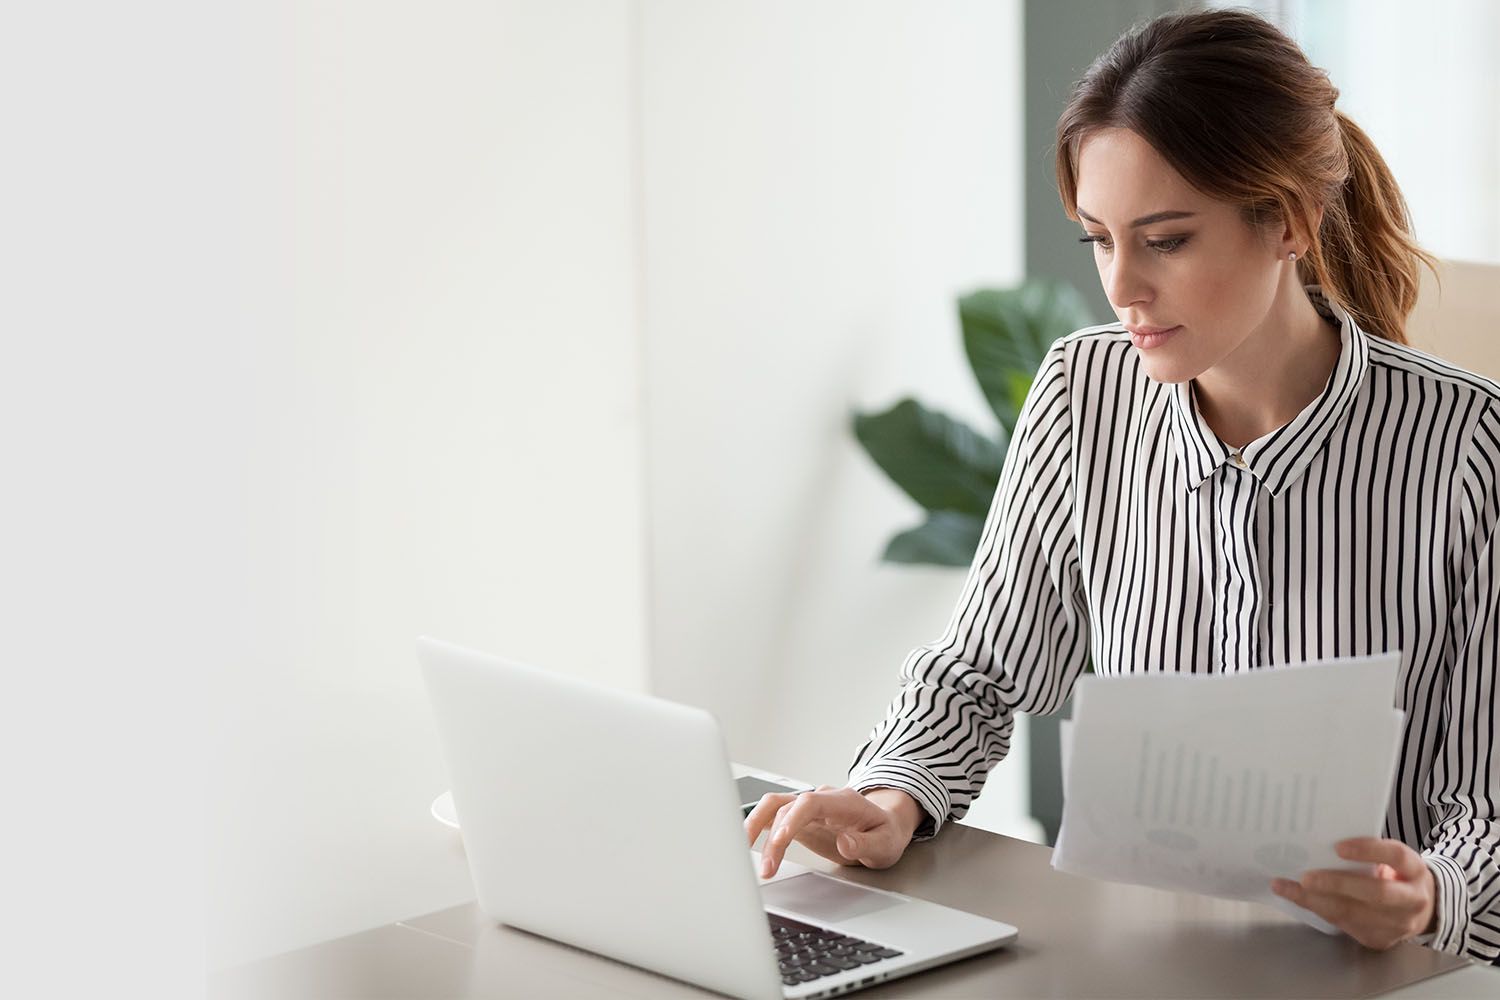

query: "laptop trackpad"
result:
(762, 873), (904, 922)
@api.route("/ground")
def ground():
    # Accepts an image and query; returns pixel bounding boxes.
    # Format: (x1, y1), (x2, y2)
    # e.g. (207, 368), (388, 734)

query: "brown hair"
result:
(1054, 7), (1438, 344)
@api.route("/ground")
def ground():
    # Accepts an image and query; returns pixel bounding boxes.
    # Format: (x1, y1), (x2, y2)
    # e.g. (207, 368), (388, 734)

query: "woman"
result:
(746, 9), (1498, 964)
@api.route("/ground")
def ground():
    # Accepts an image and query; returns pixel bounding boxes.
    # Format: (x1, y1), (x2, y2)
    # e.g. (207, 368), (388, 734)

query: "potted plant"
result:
(850, 276), (1096, 844)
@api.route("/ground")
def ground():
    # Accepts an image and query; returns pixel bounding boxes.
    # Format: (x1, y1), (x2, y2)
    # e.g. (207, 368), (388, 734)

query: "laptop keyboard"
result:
(768, 912), (903, 987)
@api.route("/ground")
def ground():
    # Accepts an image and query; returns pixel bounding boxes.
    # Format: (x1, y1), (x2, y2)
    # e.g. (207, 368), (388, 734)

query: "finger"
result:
(1271, 879), (1406, 945)
(1298, 868), (1419, 910)
(763, 800), (799, 856)
(1335, 837), (1428, 881)
(832, 827), (898, 868)
(744, 792), (795, 845)
(761, 792), (833, 877)
(1272, 878), (1357, 927)
(772, 799), (798, 833)
(744, 792), (801, 846)
(835, 830), (866, 863)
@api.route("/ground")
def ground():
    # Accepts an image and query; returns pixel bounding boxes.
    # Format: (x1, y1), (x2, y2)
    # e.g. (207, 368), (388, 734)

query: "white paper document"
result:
(1051, 653), (1404, 933)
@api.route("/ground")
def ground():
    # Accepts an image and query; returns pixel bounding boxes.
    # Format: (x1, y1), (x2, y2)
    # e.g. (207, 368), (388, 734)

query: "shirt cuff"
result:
(847, 758), (950, 841)
(1421, 851), (1470, 955)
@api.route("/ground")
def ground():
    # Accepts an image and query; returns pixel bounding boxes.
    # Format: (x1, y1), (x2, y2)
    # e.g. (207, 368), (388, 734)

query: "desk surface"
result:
(211, 772), (1496, 999)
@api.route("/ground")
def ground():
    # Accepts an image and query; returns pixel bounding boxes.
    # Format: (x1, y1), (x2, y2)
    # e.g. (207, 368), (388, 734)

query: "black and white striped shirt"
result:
(848, 285), (1500, 963)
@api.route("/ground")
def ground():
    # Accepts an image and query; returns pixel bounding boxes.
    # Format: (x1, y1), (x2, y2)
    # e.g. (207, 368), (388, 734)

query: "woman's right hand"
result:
(744, 785), (923, 879)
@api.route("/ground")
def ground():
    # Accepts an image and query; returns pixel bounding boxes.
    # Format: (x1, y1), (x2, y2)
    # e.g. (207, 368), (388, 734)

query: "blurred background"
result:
(8, 1), (1489, 991)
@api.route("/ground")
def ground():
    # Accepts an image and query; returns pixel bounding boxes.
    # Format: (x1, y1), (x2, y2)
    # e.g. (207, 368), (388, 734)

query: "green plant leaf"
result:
(852, 399), (1004, 516)
(1004, 369), (1032, 418)
(960, 278), (1096, 434)
(882, 510), (986, 566)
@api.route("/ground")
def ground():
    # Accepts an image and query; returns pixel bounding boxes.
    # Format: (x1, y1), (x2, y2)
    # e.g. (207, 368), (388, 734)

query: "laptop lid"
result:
(418, 636), (785, 1000)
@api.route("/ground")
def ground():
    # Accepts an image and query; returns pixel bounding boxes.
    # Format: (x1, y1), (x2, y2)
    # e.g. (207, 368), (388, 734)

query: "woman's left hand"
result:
(1270, 837), (1437, 950)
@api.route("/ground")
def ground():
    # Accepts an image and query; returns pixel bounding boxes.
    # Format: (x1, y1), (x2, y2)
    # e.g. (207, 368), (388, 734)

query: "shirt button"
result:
(1231, 452), (1247, 468)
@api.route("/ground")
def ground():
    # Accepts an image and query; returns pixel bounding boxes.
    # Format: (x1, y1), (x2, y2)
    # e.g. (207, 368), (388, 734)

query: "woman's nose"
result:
(1104, 254), (1152, 311)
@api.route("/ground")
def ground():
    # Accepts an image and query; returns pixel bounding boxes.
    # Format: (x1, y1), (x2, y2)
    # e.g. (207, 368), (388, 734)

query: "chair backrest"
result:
(1406, 258), (1500, 378)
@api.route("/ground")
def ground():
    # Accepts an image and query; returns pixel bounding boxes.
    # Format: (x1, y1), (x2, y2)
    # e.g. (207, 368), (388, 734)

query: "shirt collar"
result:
(1169, 285), (1370, 497)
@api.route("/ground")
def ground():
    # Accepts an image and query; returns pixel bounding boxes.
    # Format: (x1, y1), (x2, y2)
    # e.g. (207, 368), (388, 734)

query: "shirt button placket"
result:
(1217, 454), (1258, 674)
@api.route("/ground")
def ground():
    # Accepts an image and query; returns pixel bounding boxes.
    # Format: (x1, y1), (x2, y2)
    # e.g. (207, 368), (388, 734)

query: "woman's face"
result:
(1073, 128), (1288, 384)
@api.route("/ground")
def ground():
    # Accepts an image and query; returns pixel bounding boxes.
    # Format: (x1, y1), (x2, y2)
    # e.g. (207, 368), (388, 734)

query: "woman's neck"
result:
(1192, 285), (1342, 451)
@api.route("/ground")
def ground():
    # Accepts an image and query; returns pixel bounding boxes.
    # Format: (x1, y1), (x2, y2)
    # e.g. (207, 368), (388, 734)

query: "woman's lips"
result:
(1129, 325), (1181, 350)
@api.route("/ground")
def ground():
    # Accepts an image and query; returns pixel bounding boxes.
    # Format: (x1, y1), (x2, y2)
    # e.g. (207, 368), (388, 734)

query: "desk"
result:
(211, 767), (1497, 999)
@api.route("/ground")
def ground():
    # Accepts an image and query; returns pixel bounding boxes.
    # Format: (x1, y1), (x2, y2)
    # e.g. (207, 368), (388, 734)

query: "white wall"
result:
(640, 0), (1034, 833)
(207, 0), (1034, 974)
(5, 5), (240, 996)
(1285, 0), (1500, 264)
(211, 0), (649, 969)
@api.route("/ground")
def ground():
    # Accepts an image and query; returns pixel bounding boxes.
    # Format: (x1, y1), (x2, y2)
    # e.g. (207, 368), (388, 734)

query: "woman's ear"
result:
(1282, 206), (1326, 257)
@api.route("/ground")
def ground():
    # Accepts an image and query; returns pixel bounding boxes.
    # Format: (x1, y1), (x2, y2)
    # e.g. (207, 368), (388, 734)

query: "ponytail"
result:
(1304, 111), (1439, 344)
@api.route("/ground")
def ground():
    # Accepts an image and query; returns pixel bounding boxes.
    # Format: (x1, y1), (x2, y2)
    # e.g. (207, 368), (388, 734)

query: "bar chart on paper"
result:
(1130, 734), (1326, 881)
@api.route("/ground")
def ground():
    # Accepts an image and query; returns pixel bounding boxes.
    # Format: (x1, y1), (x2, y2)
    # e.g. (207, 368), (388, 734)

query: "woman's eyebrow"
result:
(1076, 207), (1198, 228)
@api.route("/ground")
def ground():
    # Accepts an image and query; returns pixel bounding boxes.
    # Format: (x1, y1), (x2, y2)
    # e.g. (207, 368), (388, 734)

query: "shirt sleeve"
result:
(1423, 398), (1500, 964)
(846, 339), (1091, 839)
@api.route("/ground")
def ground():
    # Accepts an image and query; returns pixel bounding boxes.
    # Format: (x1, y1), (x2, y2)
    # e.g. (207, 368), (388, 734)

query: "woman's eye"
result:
(1076, 234), (1189, 255)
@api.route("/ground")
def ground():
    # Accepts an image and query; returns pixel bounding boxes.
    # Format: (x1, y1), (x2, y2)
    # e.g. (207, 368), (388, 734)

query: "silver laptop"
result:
(418, 636), (1017, 1000)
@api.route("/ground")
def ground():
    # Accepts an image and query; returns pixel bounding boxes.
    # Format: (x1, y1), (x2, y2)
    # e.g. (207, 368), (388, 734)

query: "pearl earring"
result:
(1288, 251), (1298, 261)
